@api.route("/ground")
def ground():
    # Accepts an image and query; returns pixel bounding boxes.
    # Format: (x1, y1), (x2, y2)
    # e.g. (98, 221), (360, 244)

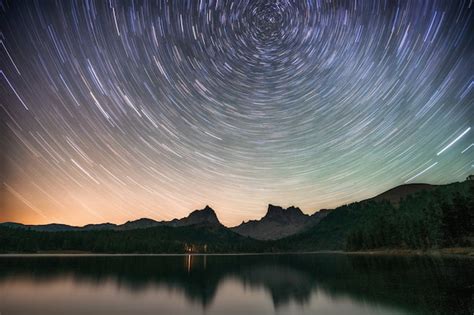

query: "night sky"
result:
(1, 0), (473, 226)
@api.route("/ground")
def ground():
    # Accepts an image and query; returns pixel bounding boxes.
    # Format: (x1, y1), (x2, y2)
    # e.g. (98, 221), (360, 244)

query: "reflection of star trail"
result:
(0, 1), (473, 226)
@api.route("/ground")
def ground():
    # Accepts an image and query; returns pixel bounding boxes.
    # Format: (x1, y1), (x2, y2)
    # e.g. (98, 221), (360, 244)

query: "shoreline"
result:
(0, 247), (472, 258)
(343, 247), (474, 257)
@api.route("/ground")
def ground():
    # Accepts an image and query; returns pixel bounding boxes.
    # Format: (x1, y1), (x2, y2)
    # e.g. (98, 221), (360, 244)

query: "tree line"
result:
(346, 180), (474, 250)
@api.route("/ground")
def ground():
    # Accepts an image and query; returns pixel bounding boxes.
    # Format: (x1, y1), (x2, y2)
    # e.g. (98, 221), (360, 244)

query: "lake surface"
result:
(0, 254), (472, 315)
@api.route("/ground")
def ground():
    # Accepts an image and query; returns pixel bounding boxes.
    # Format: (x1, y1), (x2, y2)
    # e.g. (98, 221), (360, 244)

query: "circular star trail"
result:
(1, 0), (473, 226)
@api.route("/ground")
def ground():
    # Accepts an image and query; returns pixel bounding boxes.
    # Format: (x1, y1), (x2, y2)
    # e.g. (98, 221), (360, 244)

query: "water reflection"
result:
(0, 254), (472, 314)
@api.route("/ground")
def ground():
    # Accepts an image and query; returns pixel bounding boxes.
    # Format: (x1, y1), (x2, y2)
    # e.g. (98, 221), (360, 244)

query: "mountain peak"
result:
(266, 204), (284, 216)
(231, 204), (312, 240)
(178, 205), (221, 227)
(265, 204), (305, 220)
(287, 206), (304, 215)
(203, 205), (214, 212)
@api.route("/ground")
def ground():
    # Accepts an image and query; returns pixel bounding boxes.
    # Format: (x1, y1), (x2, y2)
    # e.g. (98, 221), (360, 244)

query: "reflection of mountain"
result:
(0, 254), (472, 314)
(238, 264), (313, 307)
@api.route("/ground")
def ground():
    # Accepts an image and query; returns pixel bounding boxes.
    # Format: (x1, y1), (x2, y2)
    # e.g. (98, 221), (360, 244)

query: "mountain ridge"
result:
(1, 178), (472, 254)
(0, 181), (457, 238)
(0, 205), (222, 232)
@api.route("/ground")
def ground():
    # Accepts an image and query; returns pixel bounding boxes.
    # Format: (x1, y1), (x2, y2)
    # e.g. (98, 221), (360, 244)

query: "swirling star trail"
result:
(1, 0), (473, 226)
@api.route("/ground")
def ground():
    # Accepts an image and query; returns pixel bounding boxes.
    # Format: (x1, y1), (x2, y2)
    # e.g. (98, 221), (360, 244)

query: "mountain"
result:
(1, 178), (472, 254)
(118, 218), (162, 230)
(169, 205), (222, 227)
(230, 183), (437, 241)
(231, 205), (330, 240)
(0, 184), (449, 238)
(0, 206), (221, 232)
(0, 222), (81, 232)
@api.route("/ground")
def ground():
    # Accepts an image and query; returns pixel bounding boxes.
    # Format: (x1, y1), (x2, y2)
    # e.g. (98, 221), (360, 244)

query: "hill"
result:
(370, 183), (436, 205)
(0, 223), (263, 254)
(277, 179), (473, 251)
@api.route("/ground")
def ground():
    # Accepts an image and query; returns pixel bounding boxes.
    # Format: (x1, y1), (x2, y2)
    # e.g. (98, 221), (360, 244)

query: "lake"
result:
(0, 254), (472, 315)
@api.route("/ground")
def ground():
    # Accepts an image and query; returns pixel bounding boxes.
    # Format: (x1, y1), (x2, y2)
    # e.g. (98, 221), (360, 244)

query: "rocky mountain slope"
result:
(231, 205), (330, 240)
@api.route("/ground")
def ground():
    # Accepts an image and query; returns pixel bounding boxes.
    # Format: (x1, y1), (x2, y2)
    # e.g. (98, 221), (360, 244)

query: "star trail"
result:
(1, 0), (473, 226)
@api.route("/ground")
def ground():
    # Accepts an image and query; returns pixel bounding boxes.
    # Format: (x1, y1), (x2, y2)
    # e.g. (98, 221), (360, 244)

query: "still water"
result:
(0, 254), (472, 315)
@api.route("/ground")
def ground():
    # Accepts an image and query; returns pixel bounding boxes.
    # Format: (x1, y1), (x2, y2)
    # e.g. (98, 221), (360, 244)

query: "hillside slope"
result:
(277, 180), (473, 251)
(0, 224), (263, 254)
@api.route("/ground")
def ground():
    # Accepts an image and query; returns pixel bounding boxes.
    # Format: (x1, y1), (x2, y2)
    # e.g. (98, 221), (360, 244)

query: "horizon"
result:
(1, 1), (473, 227)
(1, 178), (465, 227)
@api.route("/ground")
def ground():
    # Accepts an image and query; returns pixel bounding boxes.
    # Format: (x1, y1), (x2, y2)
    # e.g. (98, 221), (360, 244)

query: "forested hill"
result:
(277, 178), (474, 251)
(0, 224), (265, 254)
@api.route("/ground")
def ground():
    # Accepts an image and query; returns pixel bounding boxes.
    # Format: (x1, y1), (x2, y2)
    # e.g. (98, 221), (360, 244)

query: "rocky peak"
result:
(179, 205), (221, 226)
(286, 206), (305, 216)
(265, 204), (284, 218)
(231, 204), (313, 240)
(264, 204), (307, 223)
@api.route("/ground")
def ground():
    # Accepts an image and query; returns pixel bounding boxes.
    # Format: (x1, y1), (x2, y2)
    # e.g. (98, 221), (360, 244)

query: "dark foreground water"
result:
(0, 254), (473, 315)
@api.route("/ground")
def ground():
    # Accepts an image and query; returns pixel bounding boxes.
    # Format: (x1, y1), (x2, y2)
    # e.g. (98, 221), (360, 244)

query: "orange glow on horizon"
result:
(1, 181), (351, 227)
